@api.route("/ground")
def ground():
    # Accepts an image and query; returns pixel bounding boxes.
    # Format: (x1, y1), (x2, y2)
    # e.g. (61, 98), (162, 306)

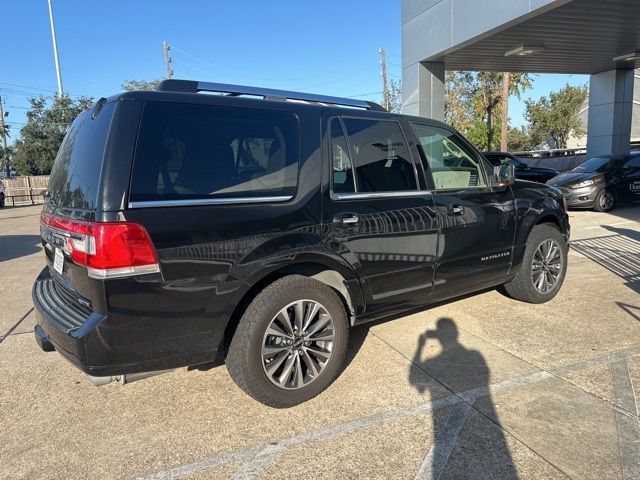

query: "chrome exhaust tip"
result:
(87, 369), (173, 386)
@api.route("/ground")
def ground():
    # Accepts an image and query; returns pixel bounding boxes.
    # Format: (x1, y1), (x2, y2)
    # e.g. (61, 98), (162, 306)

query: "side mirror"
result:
(494, 164), (515, 187)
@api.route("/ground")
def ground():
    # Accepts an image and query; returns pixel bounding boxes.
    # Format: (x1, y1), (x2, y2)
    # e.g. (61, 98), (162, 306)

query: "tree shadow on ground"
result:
(0, 235), (41, 262)
(409, 317), (518, 479)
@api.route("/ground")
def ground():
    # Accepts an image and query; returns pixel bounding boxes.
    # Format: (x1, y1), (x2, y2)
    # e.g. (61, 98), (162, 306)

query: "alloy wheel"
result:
(531, 239), (563, 293)
(261, 300), (335, 389)
(599, 191), (614, 210)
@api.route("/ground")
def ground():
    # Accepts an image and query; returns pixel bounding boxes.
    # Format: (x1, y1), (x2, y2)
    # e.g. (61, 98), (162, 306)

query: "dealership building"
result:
(401, 0), (640, 156)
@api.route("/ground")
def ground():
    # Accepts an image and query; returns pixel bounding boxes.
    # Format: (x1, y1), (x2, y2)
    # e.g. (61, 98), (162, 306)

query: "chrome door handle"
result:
(334, 214), (359, 224)
(448, 205), (464, 216)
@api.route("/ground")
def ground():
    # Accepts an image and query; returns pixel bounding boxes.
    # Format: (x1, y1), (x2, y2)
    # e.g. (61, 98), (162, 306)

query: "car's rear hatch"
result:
(39, 101), (117, 324)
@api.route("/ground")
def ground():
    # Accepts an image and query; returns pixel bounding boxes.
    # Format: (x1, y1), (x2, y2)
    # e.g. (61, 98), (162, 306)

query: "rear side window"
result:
(341, 118), (417, 193)
(47, 101), (115, 210)
(130, 103), (299, 202)
(330, 118), (355, 194)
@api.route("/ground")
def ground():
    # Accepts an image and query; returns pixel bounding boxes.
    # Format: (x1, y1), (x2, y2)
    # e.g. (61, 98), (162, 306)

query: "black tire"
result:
(593, 189), (615, 212)
(226, 275), (349, 408)
(502, 224), (568, 304)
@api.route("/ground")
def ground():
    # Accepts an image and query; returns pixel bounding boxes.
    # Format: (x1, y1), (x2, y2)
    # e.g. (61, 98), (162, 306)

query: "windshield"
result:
(571, 157), (621, 173)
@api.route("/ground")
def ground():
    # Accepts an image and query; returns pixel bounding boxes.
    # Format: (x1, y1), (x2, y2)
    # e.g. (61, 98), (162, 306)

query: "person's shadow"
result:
(409, 318), (518, 479)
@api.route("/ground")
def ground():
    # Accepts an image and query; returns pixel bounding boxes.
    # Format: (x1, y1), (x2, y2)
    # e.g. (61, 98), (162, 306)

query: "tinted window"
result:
(342, 118), (416, 192)
(47, 101), (115, 210)
(130, 102), (298, 202)
(330, 118), (355, 193)
(412, 124), (487, 190)
(624, 154), (640, 169)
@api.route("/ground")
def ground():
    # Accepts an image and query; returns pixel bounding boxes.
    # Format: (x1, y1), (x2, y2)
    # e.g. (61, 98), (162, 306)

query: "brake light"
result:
(41, 213), (160, 279)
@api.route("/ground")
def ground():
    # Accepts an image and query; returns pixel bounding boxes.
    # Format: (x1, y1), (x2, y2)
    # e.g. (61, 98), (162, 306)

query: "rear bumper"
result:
(32, 267), (223, 376)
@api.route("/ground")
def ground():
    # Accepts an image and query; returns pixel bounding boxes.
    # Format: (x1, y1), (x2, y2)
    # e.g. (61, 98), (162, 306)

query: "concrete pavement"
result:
(0, 204), (638, 479)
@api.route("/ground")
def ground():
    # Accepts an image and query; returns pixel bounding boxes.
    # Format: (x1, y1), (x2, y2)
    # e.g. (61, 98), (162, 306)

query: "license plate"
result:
(53, 248), (64, 275)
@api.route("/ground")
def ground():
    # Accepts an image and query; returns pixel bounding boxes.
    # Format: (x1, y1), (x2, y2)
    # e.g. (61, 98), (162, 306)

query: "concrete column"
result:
(586, 69), (635, 157)
(402, 61), (445, 121)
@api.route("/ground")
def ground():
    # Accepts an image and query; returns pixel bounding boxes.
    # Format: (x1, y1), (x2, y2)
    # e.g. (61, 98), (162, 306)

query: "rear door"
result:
(42, 100), (116, 298)
(618, 154), (640, 202)
(322, 114), (438, 315)
(409, 122), (516, 297)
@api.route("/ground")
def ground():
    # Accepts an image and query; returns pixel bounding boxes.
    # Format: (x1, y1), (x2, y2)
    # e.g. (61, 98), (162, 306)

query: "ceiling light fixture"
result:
(613, 51), (640, 62)
(504, 45), (545, 57)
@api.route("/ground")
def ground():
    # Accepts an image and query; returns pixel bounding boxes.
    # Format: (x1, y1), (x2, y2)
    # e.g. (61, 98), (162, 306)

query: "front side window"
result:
(130, 102), (299, 202)
(341, 118), (417, 193)
(412, 123), (487, 190)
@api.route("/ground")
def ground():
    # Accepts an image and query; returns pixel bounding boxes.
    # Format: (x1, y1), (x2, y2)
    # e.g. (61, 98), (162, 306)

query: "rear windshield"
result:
(47, 101), (115, 210)
(129, 102), (299, 203)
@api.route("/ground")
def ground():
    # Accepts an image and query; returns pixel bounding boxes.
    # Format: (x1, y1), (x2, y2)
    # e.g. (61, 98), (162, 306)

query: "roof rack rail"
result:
(156, 79), (386, 111)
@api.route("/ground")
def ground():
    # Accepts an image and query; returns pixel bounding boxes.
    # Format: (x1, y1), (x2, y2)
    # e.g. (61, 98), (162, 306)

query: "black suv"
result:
(33, 80), (569, 407)
(483, 151), (560, 184)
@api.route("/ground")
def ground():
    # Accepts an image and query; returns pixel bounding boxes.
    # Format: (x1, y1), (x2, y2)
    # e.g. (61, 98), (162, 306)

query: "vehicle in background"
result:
(0, 168), (17, 179)
(32, 80), (570, 407)
(0, 178), (4, 207)
(483, 151), (559, 184)
(547, 152), (640, 211)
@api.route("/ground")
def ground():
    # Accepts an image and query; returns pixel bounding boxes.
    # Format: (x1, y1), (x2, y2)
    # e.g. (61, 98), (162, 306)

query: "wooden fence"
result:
(2, 176), (49, 206)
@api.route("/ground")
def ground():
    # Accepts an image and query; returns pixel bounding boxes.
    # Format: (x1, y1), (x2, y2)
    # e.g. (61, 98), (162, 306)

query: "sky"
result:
(2, 0), (589, 145)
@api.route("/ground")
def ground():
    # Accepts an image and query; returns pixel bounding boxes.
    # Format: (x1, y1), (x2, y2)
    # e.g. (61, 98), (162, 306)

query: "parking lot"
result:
(1, 204), (639, 480)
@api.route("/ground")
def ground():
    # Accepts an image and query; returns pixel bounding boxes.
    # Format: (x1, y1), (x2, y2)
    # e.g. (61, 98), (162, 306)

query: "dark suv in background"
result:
(483, 151), (559, 184)
(33, 80), (569, 407)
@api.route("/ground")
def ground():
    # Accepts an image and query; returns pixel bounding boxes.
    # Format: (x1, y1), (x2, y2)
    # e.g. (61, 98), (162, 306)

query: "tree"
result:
(12, 94), (94, 175)
(122, 79), (162, 91)
(445, 71), (531, 151)
(445, 71), (475, 133)
(387, 78), (402, 113)
(507, 126), (532, 152)
(525, 84), (588, 149)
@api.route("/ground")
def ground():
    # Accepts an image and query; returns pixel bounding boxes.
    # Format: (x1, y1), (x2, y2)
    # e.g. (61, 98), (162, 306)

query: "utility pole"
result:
(379, 48), (388, 110)
(500, 72), (509, 151)
(47, 0), (64, 97)
(0, 96), (10, 177)
(163, 41), (173, 79)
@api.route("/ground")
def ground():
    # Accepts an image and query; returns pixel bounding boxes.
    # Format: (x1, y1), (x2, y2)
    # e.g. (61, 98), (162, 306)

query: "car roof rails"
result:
(156, 79), (387, 112)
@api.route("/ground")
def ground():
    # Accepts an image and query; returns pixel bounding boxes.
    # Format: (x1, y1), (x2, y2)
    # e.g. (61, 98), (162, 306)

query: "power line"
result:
(172, 57), (212, 76)
(171, 43), (372, 87)
(348, 91), (383, 98)
(171, 45), (226, 72)
(0, 83), (88, 98)
(0, 81), (57, 93)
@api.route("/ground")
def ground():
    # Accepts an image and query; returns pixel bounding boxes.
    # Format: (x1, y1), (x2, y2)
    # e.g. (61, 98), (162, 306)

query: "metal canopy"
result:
(441, 0), (640, 74)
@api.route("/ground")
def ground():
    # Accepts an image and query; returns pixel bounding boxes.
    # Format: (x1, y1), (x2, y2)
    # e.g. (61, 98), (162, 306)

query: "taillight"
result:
(41, 213), (160, 279)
